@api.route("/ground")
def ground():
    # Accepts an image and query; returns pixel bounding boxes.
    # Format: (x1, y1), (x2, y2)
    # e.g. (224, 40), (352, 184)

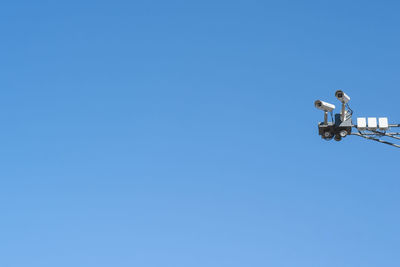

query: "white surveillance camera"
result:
(335, 90), (350, 103)
(314, 100), (335, 112)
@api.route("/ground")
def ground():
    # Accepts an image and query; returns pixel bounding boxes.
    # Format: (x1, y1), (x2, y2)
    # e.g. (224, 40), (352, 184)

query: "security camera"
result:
(335, 90), (350, 103)
(314, 100), (335, 112)
(334, 134), (342, 141)
(339, 130), (348, 138)
(323, 131), (333, 141)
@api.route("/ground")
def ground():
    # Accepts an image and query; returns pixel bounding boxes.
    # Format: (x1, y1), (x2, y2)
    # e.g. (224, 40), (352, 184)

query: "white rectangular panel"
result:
(357, 117), (367, 130)
(379, 117), (389, 130)
(367, 117), (377, 130)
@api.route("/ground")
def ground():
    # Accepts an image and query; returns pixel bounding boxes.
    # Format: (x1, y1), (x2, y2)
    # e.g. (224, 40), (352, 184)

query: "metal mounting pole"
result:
(324, 111), (328, 125)
(341, 102), (346, 121)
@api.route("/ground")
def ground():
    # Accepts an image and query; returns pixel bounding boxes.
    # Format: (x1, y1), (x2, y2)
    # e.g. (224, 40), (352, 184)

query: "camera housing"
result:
(314, 100), (335, 112)
(335, 90), (350, 103)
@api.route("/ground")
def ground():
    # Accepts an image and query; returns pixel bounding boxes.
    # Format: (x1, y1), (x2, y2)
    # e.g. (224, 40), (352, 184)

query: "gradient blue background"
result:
(1, 1), (400, 266)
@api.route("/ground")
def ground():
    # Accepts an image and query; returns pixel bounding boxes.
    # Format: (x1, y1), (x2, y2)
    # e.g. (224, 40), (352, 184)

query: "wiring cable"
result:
(351, 132), (400, 148)
(346, 103), (353, 117)
(364, 130), (400, 141)
(380, 132), (400, 141)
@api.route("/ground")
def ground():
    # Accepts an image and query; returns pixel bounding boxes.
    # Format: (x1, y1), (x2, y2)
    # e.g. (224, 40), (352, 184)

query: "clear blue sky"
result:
(1, 1), (400, 266)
